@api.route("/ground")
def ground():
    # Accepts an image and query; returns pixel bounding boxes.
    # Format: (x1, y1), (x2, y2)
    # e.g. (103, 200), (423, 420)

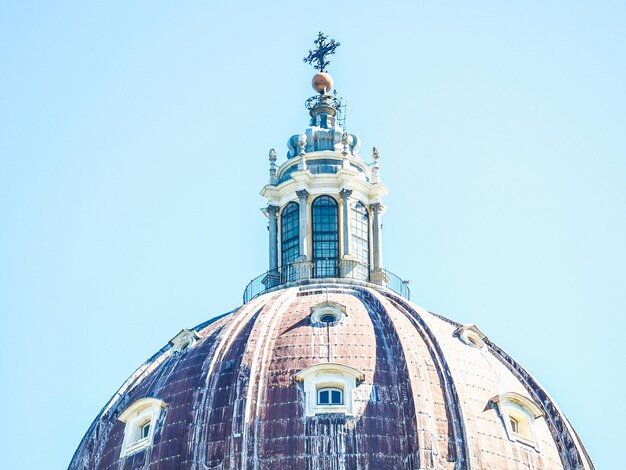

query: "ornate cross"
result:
(303, 32), (340, 72)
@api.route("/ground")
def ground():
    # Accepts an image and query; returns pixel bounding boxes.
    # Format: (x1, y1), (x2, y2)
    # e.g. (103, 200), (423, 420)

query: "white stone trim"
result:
(261, 150), (388, 211)
(295, 363), (364, 417)
(118, 398), (166, 457)
(276, 151), (371, 181)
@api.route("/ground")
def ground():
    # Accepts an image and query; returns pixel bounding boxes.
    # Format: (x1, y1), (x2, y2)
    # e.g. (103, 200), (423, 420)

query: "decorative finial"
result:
(341, 132), (350, 167)
(297, 133), (307, 171)
(304, 32), (340, 95)
(303, 32), (340, 72)
(268, 148), (277, 185)
(342, 132), (350, 148)
(371, 147), (380, 183)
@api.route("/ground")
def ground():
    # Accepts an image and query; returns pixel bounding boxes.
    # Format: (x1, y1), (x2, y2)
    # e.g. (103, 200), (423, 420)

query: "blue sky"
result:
(1, 1), (623, 468)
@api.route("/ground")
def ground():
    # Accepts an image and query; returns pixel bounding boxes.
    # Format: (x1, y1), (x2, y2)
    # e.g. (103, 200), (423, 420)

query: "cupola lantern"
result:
(246, 33), (408, 303)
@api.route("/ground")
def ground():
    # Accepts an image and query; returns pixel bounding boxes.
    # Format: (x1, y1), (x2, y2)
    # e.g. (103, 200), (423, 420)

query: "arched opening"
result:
(490, 392), (544, 450)
(351, 201), (370, 279)
(280, 201), (299, 281)
(312, 196), (339, 278)
(317, 387), (344, 405)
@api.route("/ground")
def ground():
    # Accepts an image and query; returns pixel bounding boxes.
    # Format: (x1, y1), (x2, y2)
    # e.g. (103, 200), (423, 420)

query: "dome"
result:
(69, 283), (592, 469)
(69, 34), (593, 469)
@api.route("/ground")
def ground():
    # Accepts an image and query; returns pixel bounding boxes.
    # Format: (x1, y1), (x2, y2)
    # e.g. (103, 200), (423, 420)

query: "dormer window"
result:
(295, 363), (364, 417)
(169, 328), (200, 354)
(118, 398), (166, 457)
(490, 392), (543, 450)
(454, 323), (487, 349)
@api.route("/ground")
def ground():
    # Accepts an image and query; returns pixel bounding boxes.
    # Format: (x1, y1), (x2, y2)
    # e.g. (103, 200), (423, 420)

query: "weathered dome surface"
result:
(70, 282), (592, 469)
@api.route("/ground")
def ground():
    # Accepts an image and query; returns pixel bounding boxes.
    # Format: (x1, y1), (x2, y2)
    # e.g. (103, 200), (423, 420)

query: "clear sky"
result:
(1, 1), (623, 468)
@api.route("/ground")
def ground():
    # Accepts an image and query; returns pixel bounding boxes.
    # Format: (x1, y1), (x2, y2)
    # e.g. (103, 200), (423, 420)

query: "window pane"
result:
(331, 390), (342, 404)
(319, 390), (329, 404)
(312, 196), (339, 278)
(350, 201), (369, 279)
(281, 202), (300, 281)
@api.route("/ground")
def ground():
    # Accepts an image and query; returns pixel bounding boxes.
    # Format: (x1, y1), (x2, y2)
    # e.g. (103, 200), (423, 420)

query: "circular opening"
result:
(310, 303), (345, 326)
(320, 313), (337, 324)
(462, 330), (485, 349)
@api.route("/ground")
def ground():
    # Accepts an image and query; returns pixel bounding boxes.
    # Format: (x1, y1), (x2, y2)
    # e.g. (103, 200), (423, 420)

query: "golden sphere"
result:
(312, 72), (334, 93)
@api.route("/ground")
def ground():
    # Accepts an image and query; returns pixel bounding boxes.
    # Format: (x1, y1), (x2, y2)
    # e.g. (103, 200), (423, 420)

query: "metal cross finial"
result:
(303, 32), (341, 72)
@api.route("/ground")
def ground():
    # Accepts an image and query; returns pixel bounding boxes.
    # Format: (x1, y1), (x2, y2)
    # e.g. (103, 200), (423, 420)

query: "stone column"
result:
(267, 205), (279, 271)
(265, 205), (280, 288)
(294, 189), (312, 280)
(339, 188), (352, 257)
(296, 189), (309, 259)
(339, 188), (355, 278)
(370, 203), (388, 285)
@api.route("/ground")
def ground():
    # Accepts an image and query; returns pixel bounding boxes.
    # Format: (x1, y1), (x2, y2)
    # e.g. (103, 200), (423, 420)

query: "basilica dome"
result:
(70, 283), (592, 469)
(69, 36), (593, 470)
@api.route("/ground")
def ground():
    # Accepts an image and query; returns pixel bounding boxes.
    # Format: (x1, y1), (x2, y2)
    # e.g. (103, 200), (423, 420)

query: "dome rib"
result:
(189, 294), (269, 468)
(245, 289), (299, 467)
(375, 290), (471, 469)
(355, 287), (421, 467)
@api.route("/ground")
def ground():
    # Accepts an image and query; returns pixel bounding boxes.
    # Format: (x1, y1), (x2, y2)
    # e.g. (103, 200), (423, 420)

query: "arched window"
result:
(281, 202), (299, 281)
(318, 387), (343, 405)
(490, 392), (544, 450)
(118, 398), (166, 457)
(351, 201), (370, 279)
(295, 363), (365, 416)
(312, 196), (339, 278)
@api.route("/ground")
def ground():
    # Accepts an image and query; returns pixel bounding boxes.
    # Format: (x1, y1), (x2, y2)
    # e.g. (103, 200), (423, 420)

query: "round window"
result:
(461, 330), (486, 349)
(310, 302), (345, 326)
(320, 313), (338, 324)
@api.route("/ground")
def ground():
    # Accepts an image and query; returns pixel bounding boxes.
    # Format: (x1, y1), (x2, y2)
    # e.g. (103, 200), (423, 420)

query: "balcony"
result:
(243, 259), (410, 303)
